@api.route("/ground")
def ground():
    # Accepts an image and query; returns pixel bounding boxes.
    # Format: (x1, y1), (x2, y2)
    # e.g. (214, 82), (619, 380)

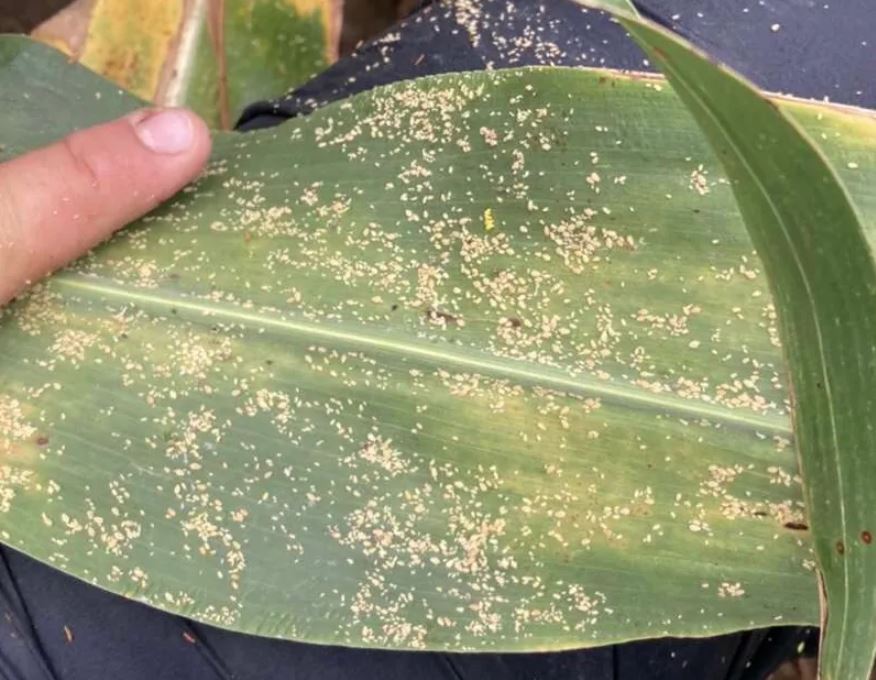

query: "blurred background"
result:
(0, 0), (419, 54)
(0, 0), (419, 129)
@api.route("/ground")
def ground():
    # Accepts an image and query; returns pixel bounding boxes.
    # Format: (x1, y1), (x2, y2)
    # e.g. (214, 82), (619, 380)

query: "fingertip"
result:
(126, 107), (212, 200)
(176, 108), (213, 184)
(130, 106), (211, 161)
(187, 109), (213, 158)
(188, 109), (213, 172)
(0, 107), (214, 303)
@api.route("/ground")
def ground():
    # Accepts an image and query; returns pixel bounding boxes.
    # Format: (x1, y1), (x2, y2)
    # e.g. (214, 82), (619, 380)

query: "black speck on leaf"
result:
(425, 307), (459, 325)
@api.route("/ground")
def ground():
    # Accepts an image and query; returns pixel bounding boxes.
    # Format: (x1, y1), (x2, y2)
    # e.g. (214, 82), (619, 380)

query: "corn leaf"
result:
(5, 34), (876, 651)
(581, 2), (876, 677)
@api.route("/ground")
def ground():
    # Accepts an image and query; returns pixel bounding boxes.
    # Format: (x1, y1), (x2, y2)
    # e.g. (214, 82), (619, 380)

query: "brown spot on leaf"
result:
(862, 531), (872, 545)
(425, 307), (459, 325)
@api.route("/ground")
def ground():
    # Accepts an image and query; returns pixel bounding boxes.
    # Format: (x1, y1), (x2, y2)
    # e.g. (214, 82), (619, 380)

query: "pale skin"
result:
(0, 108), (212, 306)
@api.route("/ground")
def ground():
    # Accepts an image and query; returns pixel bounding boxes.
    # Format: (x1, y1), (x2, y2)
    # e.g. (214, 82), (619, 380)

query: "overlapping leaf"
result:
(580, 2), (876, 676)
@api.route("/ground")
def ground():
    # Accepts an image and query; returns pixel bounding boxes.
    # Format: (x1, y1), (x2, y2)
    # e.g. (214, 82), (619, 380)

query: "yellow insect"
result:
(483, 208), (496, 232)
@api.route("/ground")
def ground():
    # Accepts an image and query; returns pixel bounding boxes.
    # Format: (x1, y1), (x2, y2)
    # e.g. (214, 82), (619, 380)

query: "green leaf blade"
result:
(183, 0), (336, 129)
(584, 7), (876, 677)
(10, 36), (876, 650)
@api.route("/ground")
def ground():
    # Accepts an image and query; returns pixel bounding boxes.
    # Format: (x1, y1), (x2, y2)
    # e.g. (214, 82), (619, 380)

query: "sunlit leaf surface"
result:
(5, 36), (875, 650)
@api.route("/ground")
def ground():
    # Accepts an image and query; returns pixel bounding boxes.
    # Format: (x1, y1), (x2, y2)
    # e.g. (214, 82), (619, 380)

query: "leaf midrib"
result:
(56, 273), (792, 436)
